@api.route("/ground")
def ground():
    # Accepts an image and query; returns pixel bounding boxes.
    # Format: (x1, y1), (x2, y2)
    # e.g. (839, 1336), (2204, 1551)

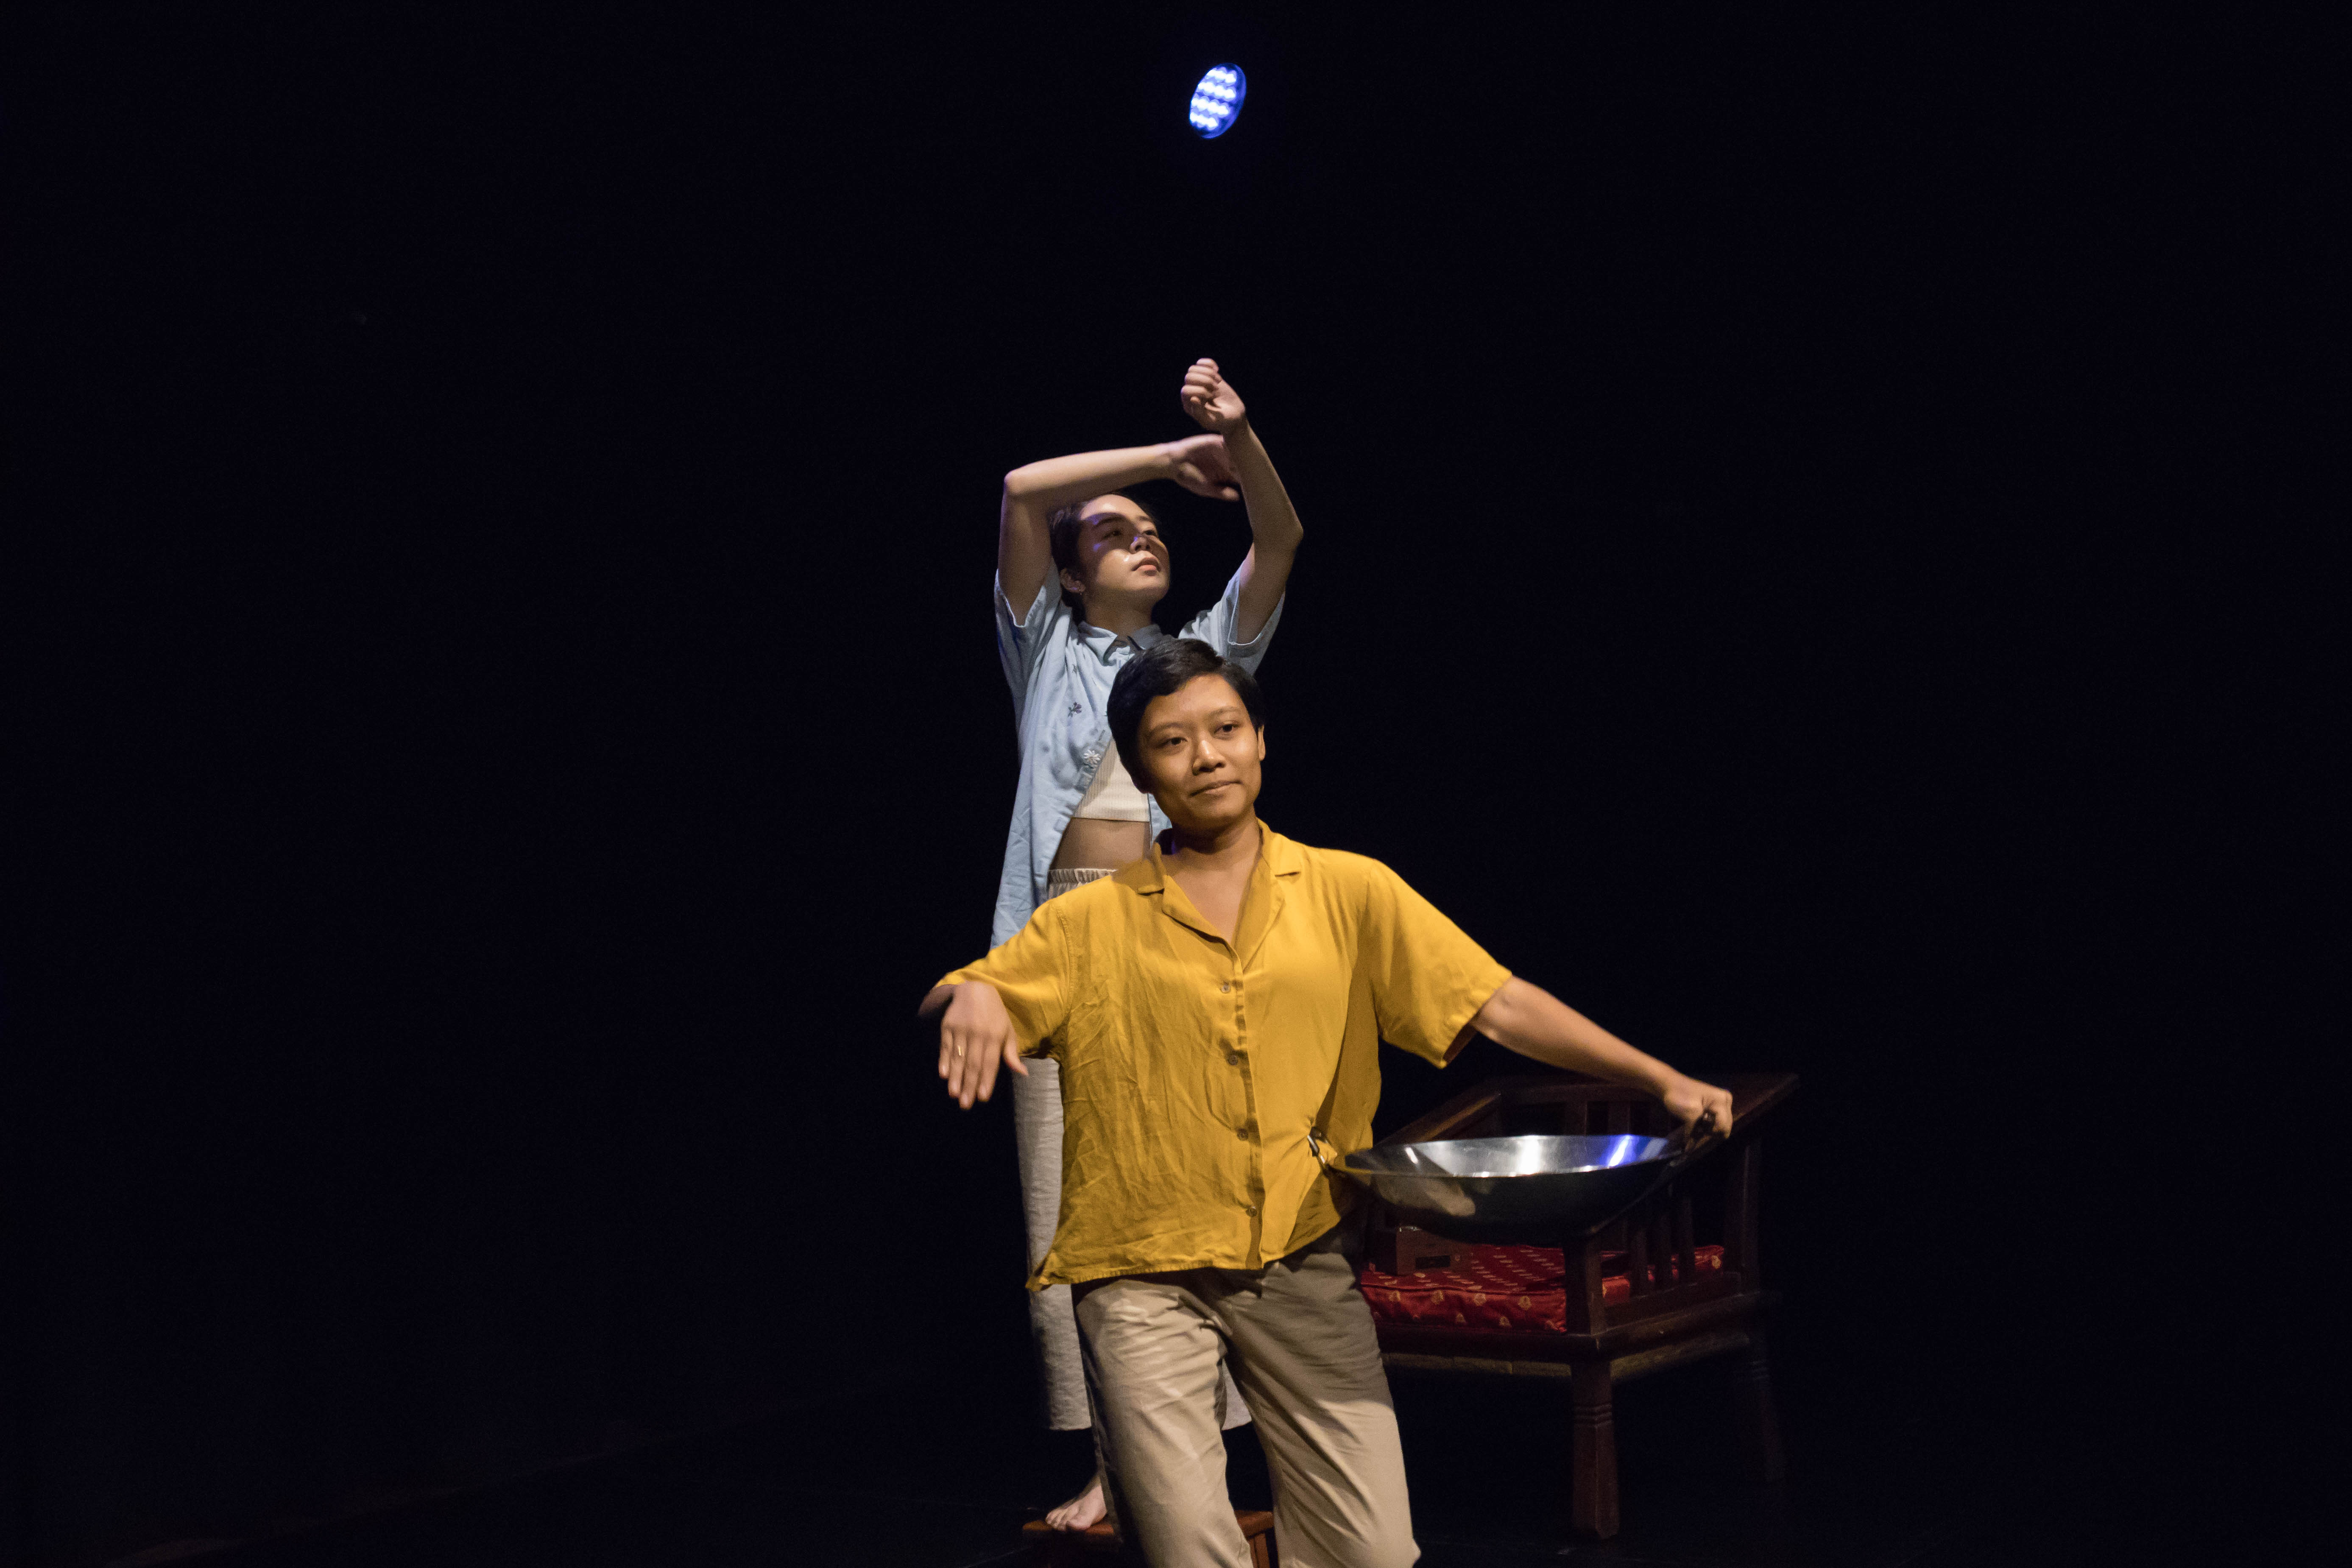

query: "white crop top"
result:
(1073, 743), (1153, 822)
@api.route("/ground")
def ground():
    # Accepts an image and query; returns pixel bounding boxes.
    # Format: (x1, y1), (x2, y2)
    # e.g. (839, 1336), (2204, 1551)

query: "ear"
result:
(1253, 724), (1267, 762)
(1059, 566), (1088, 599)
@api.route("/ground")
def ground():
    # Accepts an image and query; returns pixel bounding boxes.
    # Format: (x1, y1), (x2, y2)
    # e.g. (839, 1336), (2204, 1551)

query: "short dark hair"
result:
(1047, 490), (1164, 622)
(1107, 637), (1266, 785)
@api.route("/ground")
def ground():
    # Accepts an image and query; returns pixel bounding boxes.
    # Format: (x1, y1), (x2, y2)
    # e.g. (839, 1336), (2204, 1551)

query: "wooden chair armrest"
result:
(1380, 1070), (1797, 1149)
(1722, 1072), (1799, 1131)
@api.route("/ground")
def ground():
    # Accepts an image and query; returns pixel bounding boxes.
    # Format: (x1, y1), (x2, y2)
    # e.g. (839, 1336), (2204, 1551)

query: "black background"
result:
(5, 5), (2332, 1564)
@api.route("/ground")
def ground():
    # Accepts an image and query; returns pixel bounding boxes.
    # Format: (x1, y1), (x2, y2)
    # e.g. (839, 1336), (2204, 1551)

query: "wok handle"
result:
(1306, 1126), (1339, 1171)
(1667, 1111), (1722, 1166)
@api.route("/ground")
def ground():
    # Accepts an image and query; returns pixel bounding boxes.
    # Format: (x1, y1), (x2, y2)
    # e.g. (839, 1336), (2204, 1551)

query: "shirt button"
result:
(1226, 1052), (1242, 1066)
(1244, 1204), (1258, 1216)
(1219, 982), (1231, 993)
(1083, 749), (1101, 766)
(1235, 1126), (1250, 1140)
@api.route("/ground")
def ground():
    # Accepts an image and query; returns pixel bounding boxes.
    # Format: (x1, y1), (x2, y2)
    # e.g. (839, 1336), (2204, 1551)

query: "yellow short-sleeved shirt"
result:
(937, 825), (1512, 1290)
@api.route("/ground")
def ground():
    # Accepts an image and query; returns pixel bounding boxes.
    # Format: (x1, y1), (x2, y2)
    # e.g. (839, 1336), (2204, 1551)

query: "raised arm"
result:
(998, 437), (1241, 621)
(1180, 359), (1303, 643)
(1465, 977), (1736, 1135)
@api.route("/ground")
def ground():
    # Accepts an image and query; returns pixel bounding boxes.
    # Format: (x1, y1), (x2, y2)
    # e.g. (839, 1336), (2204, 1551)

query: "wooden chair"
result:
(1363, 1071), (1797, 1539)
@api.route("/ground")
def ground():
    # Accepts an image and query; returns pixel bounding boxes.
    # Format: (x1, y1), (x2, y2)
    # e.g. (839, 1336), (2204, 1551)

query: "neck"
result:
(1081, 597), (1155, 638)
(1166, 812), (1261, 868)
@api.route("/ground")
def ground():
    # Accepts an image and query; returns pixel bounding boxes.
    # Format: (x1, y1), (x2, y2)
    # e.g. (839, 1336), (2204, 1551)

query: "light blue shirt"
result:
(991, 569), (1282, 947)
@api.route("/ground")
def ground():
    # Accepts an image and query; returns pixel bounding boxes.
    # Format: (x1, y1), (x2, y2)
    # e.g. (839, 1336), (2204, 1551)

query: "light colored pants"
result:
(1075, 1226), (1419, 1568)
(1015, 868), (1249, 1433)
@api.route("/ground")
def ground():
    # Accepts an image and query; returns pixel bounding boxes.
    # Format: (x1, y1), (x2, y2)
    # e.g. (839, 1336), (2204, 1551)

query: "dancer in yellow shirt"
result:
(924, 639), (1732, 1568)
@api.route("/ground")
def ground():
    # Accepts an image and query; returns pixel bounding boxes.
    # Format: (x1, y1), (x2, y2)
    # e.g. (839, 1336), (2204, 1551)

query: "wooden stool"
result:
(1022, 1508), (1278, 1566)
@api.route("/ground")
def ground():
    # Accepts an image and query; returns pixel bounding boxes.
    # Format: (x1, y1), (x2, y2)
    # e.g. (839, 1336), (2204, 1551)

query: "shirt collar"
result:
(1120, 822), (1298, 959)
(1119, 821), (1304, 898)
(1076, 620), (1165, 663)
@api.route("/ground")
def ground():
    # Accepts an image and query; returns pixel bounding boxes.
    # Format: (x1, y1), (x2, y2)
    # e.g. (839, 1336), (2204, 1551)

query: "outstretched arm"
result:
(1181, 359), (1303, 644)
(1465, 977), (1736, 1134)
(998, 437), (1241, 621)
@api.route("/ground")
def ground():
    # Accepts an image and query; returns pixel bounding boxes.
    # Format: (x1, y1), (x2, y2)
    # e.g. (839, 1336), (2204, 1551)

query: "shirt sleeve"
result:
(1356, 860), (1515, 1067)
(935, 898), (1073, 1057)
(995, 571), (1069, 717)
(1178, 561), (1283, 675)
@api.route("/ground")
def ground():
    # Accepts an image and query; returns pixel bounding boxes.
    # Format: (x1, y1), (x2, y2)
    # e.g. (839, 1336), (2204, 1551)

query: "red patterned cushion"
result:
(1358, 1243), (1725, 1334)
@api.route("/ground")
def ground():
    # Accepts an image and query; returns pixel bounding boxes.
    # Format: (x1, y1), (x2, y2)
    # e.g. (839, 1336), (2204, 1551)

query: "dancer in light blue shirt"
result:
(991, 358), (1300, 1533)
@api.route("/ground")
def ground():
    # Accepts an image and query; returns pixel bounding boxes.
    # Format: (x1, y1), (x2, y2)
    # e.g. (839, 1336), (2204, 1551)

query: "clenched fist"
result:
(1163, 433), (1241, 501)
(1181, 358), (1248, 433)
(1659, 1074), (1736, 1138)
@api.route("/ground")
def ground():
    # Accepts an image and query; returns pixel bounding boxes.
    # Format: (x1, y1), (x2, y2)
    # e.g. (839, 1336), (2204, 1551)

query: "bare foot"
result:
(1043, 1470), (1108, 1532)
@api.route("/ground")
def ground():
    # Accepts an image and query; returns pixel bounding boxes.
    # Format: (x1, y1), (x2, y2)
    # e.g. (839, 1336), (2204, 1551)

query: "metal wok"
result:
(1310, 1127), (1713, 1244)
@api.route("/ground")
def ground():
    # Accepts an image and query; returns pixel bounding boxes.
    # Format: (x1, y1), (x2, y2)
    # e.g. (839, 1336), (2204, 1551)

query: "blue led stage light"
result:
(1188, 65), (1246, 139)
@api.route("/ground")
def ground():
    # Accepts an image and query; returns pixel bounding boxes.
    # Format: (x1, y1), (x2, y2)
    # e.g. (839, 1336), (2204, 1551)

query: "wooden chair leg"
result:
(1569, 1360), (1621, 1539)
(1731, 1325), (1787, 1483)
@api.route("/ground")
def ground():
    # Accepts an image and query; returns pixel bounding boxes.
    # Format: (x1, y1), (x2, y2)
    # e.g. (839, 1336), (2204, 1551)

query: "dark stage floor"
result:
(166, 1346), (2111, 1568)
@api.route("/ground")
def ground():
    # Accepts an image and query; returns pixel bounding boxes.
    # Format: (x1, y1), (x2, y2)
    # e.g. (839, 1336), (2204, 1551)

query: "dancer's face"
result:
(1133, 674), (1264, 836)
(1061, 495), (1171, 612)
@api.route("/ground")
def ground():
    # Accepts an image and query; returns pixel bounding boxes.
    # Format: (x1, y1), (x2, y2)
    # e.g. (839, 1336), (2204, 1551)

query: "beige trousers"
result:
(1017, 867), (1248, 1433)
(1074, 1226), (1419, 1568)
